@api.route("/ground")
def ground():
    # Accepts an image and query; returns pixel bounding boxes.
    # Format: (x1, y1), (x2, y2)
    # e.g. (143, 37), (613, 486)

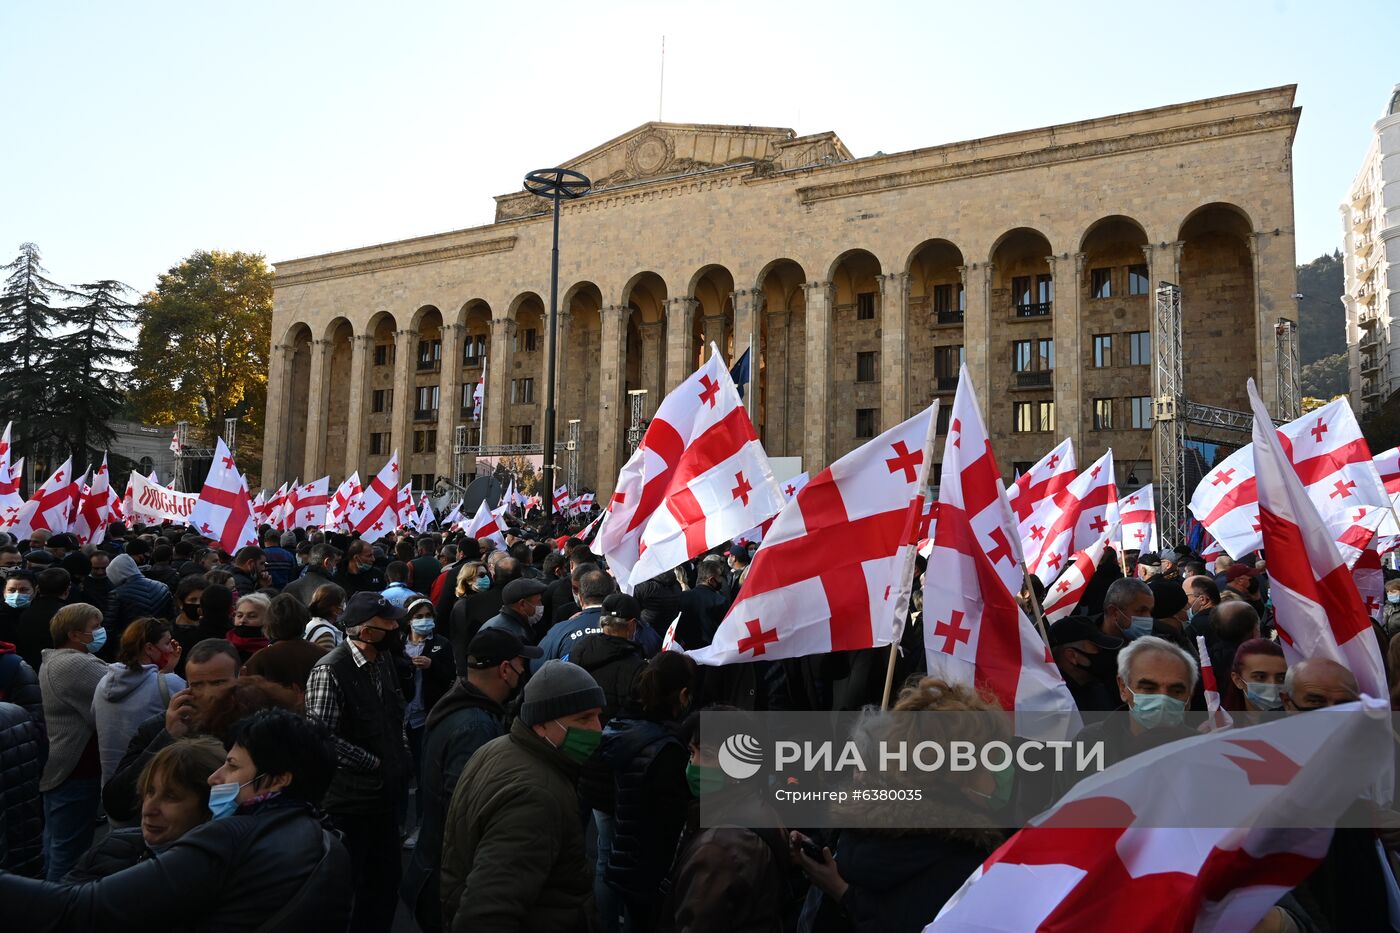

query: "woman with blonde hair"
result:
(227, 592), (272, 664)
(454, 560), (485, 598)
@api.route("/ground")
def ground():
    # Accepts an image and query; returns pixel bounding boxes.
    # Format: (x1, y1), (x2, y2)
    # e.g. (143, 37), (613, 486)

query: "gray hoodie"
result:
(91, 662), (184, 784)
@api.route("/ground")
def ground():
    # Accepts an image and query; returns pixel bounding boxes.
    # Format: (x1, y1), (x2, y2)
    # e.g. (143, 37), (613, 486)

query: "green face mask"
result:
(552, 721), (601, 763)
(685, 762), (725, 797)
(970, 764), (1015, 811)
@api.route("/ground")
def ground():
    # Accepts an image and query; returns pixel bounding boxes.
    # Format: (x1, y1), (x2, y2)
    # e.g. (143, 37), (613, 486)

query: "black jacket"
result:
(332, 563), (385, 597)
(571, 633), (644, 726)
(449, 589), (505, 669)
(65, 827), (150, 881)
(16, 595), (66, 672)
(0, 644), (44, 723)
(143, 563), (182, 593)
(0, 795), (351, 932)
(432, 560), (466, 629)
(399, 634), (456, 719)
(314, 642), (410, 814)
(102, 712), (171, 826)
(0, 700), (44, 877)
(599, 713), (691, 906)
(281, 566), (336, 607)
(541, 574), (573, 628)
(107, 574), (174, 635)
(676, 584), (727, 650)
(401, 679), (506, 932)
(634, 572), (683, 635)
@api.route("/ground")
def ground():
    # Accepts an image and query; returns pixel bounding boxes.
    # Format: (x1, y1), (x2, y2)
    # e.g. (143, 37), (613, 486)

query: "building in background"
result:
(1344, 84), (1400, 418)
(263, 87), (1300, 501)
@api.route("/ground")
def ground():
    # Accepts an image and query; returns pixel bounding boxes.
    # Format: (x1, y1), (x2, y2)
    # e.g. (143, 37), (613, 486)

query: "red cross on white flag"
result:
(73, 454), (112, 546)
(923, 366), (1079, 733)
(1024, 450), (1119, 585)
(463, 499), (507, 548)
(1009, 437), (1077, 526)
(599, 343), (786, 590)
(287, 477), (330, 530)
(688, 403), (937, 666)
(325, 473), (361, 532)
(1246, 379), (1386, 697)
(1039, 534), (1110, 625)
(1117, 483), (1156, 554)
(348, 454), (402, 543)
(190, 439), (258, 553)
(11, 457), (76, 538)
(1191, 397), (1391, 560)
(0, 423), (21, 511)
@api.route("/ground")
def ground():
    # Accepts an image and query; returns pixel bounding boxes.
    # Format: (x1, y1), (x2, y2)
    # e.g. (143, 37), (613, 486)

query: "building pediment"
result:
(494, 122), (851, 221)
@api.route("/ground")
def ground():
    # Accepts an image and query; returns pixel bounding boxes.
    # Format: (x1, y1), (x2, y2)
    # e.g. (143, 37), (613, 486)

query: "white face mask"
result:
(529, 604), (544, 625)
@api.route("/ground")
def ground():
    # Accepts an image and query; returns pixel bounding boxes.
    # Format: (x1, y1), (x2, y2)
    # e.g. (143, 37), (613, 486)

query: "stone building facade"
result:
(1344, 84), (1400, 418)
(263, 86), (1301, 500)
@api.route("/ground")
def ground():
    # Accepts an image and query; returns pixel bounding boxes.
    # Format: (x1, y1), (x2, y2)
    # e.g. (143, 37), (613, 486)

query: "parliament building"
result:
(262, 86), (1301, 501)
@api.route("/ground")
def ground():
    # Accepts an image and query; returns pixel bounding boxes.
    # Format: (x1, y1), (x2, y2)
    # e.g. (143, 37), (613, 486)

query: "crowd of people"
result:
(0, 515), (1394, 931)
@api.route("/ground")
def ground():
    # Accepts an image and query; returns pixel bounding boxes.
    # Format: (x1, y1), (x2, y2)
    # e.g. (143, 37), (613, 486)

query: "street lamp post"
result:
(524, 167), (592, 520)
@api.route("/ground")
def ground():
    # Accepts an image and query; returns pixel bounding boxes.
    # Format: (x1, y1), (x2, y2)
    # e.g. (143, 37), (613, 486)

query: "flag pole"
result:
(880, 640), (900, 711)
(746, 332), (754, 417)
(1021, 561), (1051, 646)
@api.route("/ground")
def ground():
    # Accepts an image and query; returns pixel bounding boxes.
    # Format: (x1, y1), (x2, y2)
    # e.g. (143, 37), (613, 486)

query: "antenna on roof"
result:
(658, 35), (665, 122)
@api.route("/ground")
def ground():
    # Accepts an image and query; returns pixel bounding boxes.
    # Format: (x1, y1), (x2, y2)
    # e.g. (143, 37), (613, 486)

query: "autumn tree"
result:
(129, 250), (271, 470)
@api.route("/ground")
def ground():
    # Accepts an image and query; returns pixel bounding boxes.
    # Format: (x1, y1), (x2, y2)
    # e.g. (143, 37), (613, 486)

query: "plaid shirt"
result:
(303, 640), (385, 773)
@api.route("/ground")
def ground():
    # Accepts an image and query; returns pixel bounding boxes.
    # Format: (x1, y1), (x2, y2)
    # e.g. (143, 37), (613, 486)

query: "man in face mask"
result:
(1099, 577), (1154, 643)
(304, 591), (411, 933)
(440, 660), (603, 933)
(1281, 658), (1360, 712)
(479, 578), (548, 645)
(401, 627), (542, 931)
(1048, 616), (1123, 712)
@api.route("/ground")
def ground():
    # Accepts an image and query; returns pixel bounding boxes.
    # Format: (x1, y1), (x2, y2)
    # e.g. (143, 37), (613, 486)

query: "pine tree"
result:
(0, 243), (80, 471)
(49, 279), (136, 465)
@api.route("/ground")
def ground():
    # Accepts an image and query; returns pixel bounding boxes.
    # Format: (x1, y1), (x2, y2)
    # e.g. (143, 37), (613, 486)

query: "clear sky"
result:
(2, 0), (1392, 294)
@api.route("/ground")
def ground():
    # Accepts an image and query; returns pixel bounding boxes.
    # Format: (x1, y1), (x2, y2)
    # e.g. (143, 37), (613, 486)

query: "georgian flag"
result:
(73, 454), (112, 546)
(1024, 450), (1119, 585)
(600, 344), (785, 589)
(1118, 484), (1156, 553)
(463, 499), (507, 549)
(325, 473), (360, 532)
(169, 428), (181, 455)
(348, 454), (402, 543)
(414, 498), (435, 534)
(690, 404), (935, 665)
(1196, 635), (1234, 732)
(1191, 397), (1392, 560)
(11, 458), (75, 538)
(190, 439), (258, 553)
(442, 500), (465, 529)
(1009, 437), (1077, 527)
(1247, 379), (1386, 698)
(287, 477), (330, 530)
(1040, 534), (1110, 625)
(0, 423), (23, 513)
(552, 484), (569, 513)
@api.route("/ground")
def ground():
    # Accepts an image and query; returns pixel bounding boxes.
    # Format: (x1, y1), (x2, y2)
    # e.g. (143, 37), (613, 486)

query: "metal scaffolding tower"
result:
(1153, 283), (1188, 546)
(1275, 318), (1301, 422)
(566, 419), (581, 494)
(626, 390), (648, 455)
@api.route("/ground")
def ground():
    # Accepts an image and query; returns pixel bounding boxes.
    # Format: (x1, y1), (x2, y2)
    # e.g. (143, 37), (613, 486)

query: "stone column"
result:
(638, 322), (665, 414)
(664, 297), (699, 390)
(389, 329), (416, 461)
(436, 323), (462, 481)
(701, 314), (729, 362)
(596, 305), (629, 500)
(731, 288), (762, 412)
(766, 310), (790, 451)
(261, 342), (293, 489)
(960, 263), (993, 415)
(344, 335), (372, 481)
(303, 339), (331, 479)
(879, 272), (910, 430)
(485, 318), (516, 447)
(1048, 253), (1085, 452)
(1250, 231), (1294, 415)
(803, 281), (833, 472)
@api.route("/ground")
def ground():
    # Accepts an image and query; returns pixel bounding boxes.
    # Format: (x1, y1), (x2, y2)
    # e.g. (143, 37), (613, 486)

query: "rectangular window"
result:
(417, 339), (442, 367)
(936, 405), (952, 436)
(933, 345), (963, 389)
(1093, 398), (1114, 431)
(372, 389), (387, 413)
(370, 432), (386, 455)
(413, 430), (426, 454)
(462, 383), (475, 410)
(1092, 334), (1113, 368)
(1037, 338), (1054, 372)
(1014, 402), (1034, 433)
(933, 284), (953, 312)
(1012, 340), (1033, 373)
(415, 385), (439, 416)
(1128, 264), (1150, 296)
(515, 329), (540, 353)
(1130, 396), (1153, 429)
(856, 408), (878, 438)
(1038, 400), (1056, 432)
(511, 378), (536, 404)
(1012, 276), (1032, 307)
(373, 344), (391, 366)
(1091, 268), (1112, 300)
(1128, 331), (1151, 365)
(856, 292), (876, 321)
(856, 351), (878, 382)
(464, 335), (487, 363)
(426, 430), (436, 453)
(933, 283), (965, 324)
(512, 424), (534, 445)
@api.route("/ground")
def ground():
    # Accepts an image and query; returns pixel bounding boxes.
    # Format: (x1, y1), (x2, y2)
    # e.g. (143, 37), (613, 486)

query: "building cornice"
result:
(274, 236), (517, 287)
(793, 109), (1301, 205)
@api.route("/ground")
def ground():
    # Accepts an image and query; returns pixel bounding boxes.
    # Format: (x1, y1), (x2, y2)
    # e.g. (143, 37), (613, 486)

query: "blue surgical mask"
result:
(411, 618), (435, 637)
(207, 774), (263, 820)
(86, 627), (108, 654)
(1127, 689), (1187, 729)
(474, 575), (491, 591)
(1125, 615), (1154, 641)
(4, 592), (31, 609)
(1245, 682), (1284, 711)
(1388, 593), (1400, 605)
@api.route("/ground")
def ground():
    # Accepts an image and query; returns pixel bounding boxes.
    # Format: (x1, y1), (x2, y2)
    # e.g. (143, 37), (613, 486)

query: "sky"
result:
(2, 0), (1393, 295)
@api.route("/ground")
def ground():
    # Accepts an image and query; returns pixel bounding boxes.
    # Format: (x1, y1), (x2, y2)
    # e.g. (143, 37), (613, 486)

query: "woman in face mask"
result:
(304, 583), (347, 650)
(1383, 582), (1400, 642)
(92, 617), (186, 787)
(227, 593), (272, 665)
(170, 577), (207, 678)
(64, 736), (225, 880)
(1224, 638), (1286, 715)
(0, 708), (352, 931)
(455, 560), (487, 599)
(399, 597), (456, 848)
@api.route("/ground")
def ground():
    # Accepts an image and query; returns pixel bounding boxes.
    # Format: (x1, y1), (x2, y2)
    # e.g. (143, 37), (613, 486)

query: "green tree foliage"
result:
(128, 251), (271, 471)
(1301, 352), (1349, 399)
(48, 280), (138, 465)
(1296, 251), (1346, 365)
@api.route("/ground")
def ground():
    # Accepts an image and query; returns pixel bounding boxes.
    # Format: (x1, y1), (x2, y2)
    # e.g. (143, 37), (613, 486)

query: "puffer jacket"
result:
(106, 555), (174, 637)
(441, 718), (593, 933)
(0, 642), (44, 724)
(599, 712), (690, 906)
(0, 794), (351, 932)
(0, 700), (44, 876)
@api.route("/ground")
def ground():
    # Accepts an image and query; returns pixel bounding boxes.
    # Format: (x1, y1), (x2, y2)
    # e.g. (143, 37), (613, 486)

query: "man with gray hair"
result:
(1099, 577), (1154, 642)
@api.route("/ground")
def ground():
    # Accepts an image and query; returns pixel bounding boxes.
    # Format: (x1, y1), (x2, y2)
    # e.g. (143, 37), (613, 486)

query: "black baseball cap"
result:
(601, 593), (642, 620)
(466, 627), (544, 668)
(1048, 616), (1123, 650)
(341, 591), (405, 628)
(500, 578), (547, 605)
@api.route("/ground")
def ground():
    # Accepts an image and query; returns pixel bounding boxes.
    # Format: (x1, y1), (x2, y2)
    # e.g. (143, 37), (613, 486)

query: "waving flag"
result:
(923, 367), (1078, 726)
(442, 500), (465, 529)
(169, 428), (181, 455)
(931, 699), (1392, 932)
(287, 477), (330, 529)
(1040, 535), (1111, 625)
(325, 473), (360, 532)
(11, 458), (75, 538)
(414, 498), (435, 534)
(1196, 635), (1234, 732)
(600, 344), (786, 589)
(190, 439), (257, 553)
(348, 454), (402, 543)
(463, 500), (507, 549)
(73, 455), (112, 546)
(689, 404), (936, 665)
(1247, 380), (1386, 698)
(1009, 438), (1076, 525)
(1118, 484), (1156, 553)
(1025, 450), (1119, 585)
(0, 423), (22, 513)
